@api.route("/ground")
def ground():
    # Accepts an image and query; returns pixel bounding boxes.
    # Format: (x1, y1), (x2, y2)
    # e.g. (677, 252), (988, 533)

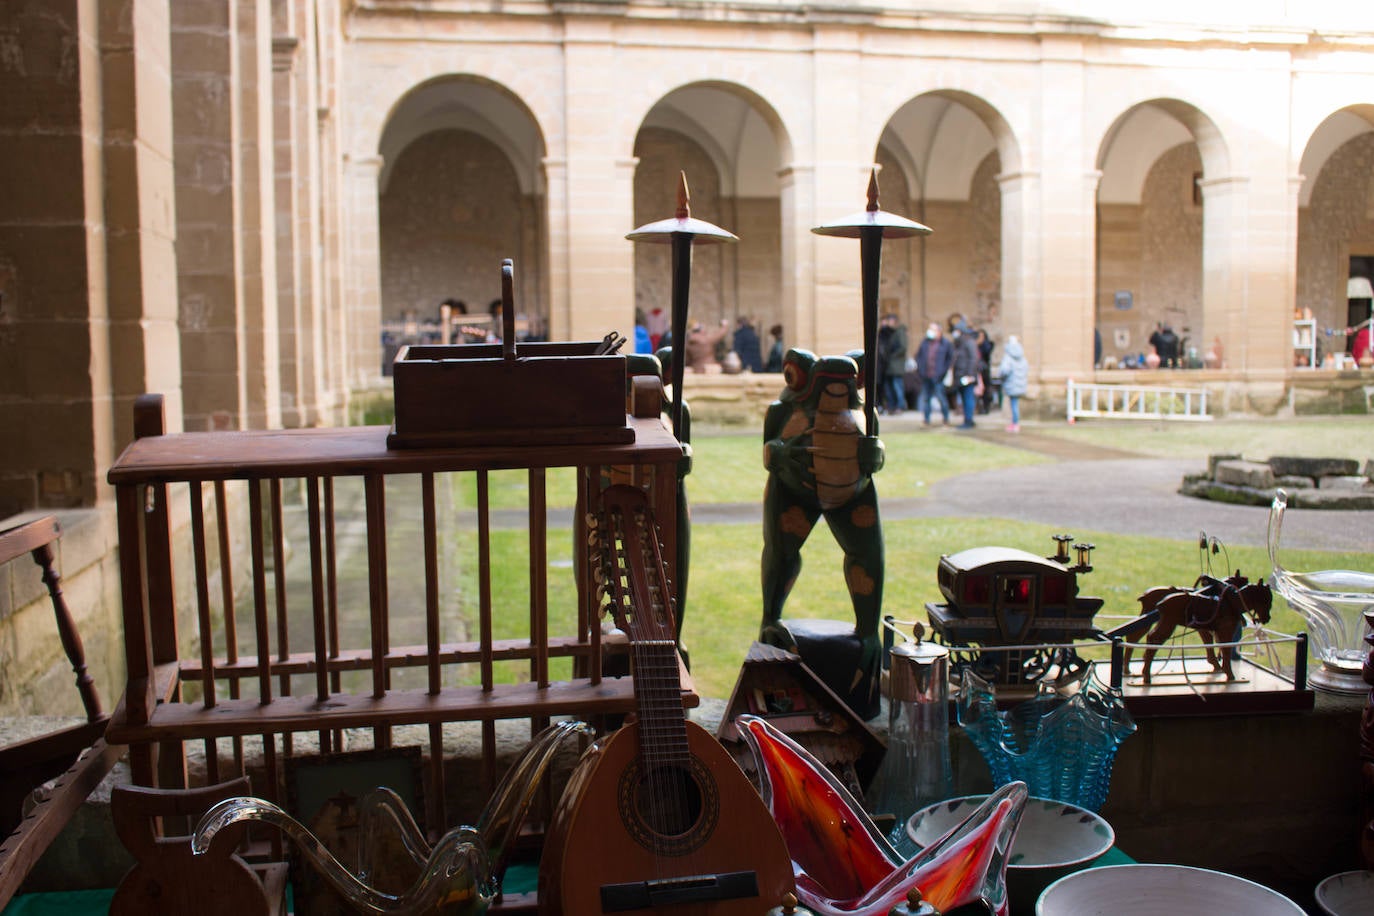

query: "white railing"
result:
(1066, 379), (1212, 422)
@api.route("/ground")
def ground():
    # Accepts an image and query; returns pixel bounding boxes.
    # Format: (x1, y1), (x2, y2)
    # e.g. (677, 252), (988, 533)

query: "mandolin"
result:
(538, 484), (796, 915)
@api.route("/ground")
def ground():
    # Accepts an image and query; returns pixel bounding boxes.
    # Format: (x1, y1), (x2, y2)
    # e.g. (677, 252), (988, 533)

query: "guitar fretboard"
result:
(595, 486), (690, 769)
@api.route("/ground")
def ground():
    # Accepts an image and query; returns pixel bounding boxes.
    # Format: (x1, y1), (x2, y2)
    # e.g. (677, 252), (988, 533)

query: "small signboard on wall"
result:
(1114, 290), (1133, 311)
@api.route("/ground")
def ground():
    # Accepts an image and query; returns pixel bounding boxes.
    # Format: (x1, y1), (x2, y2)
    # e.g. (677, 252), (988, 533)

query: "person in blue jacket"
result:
(913, 322), (953, 426)
(998, 334), (1030, 433)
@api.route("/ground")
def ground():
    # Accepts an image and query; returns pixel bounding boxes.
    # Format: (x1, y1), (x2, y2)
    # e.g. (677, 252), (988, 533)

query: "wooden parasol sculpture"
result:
(626, 171), (738, 442)
(812, 169), (932, 436)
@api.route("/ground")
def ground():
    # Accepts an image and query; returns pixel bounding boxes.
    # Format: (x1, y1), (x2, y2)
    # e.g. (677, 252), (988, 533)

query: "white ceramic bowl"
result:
(1316, 870), (1374, 916)
(1037, 864), (1305, 915)
(907, 795), (1114, 912)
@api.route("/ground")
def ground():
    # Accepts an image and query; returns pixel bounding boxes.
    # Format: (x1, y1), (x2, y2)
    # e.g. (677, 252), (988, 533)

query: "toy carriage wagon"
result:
(925, 540), (1103, 690)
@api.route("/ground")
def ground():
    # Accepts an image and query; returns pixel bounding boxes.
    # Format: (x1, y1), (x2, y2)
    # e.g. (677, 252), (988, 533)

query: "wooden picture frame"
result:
(284, 746), (424, 915)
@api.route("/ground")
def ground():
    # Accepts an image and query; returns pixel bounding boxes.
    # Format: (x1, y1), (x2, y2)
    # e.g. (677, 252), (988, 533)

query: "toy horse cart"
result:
(1103, 536), (1315, 715)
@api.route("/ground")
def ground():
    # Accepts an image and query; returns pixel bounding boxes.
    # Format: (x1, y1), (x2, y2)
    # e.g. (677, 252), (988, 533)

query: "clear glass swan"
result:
(956, 667), (1134, 813)
(736, 713), (1027, 916)
(191, 720), (591, 915)
(1269, 488), (1374, 694)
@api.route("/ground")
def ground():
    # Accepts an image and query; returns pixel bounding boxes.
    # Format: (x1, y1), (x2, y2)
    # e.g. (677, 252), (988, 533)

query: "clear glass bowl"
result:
(1269, 489), (1374, 695)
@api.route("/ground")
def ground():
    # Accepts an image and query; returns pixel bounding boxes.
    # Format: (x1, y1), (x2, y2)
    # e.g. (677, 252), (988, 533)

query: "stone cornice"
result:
(344, 0), (1374, 53)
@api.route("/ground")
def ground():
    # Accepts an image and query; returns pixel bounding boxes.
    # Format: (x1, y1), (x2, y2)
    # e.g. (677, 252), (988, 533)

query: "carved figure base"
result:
(762, 618), (880, 720)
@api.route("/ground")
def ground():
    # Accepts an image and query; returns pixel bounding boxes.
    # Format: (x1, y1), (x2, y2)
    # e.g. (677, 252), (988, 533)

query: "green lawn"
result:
(450, 429), (1050, 510)
(679, 515), (1368, 699)
(266, 417), (1371, 702)
(1033, 415), (1374, 462)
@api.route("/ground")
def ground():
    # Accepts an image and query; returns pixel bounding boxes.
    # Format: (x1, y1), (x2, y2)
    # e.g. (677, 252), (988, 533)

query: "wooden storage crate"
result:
(389, 341), (631, 449)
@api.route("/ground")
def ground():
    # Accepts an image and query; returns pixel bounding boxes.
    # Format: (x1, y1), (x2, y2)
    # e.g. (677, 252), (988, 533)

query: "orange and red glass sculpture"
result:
(737, 714), (1027, 916)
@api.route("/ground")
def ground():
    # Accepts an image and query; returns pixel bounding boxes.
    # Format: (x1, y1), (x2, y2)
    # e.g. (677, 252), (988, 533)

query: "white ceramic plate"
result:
(907, 795), (1114, 869)
(1316, 870), (1374, 916)
(908, 795), (1115, 913)
(1037, 864), (1305, 915)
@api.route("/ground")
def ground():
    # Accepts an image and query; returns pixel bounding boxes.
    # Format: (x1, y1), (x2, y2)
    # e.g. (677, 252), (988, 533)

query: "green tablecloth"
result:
(1, 890), (113, 916)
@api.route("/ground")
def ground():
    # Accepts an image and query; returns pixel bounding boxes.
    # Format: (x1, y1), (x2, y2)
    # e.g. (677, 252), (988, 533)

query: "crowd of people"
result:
(633, 311), (787, 375)
(409, 297), (1041, 425)
(886, 313), (1021, 431)
(629, 307), (1028, 430)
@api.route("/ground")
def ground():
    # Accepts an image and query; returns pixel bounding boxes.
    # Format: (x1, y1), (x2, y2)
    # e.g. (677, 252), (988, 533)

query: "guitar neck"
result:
(629, 640), (690, 764)
(596, 486), (690, 767)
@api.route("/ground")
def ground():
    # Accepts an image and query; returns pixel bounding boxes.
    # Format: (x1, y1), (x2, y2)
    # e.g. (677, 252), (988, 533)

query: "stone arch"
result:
(631, 82), (795, 357)
(877, 90), (1018, 337)
(1096, 99), (1230, 204)
(1295, 105), (1374, 354)
(1093, 99), (1229, 367)
(375, 75), (551, 341)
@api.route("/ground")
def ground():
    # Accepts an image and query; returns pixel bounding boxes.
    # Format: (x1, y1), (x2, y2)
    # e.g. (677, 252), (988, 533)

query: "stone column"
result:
(172, 0), (243, 432)
(558, 14), (635, 341)
(273, 0), (306, 428)
(1199, 173), (1294, 378)
(1031, 36), (1096, 383)
(543, 157), (571, 340)
(997, 170), (1040, 366)
(779, 164), (816, 353)
(343, 155), (384, 387)
(313, 0), (347, 417)
(807, 25), (872, 354)
(102, 0), (185, 450)
(0, 0), (182, 515)
(237, 0), (281, 429)
(289, 0), (325, 426)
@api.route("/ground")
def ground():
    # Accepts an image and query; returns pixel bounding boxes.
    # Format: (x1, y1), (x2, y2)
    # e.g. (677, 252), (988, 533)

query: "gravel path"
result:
(690, 425), (1373, 554)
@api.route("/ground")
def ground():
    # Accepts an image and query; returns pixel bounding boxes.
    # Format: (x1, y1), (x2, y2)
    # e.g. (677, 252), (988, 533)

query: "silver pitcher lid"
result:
(889, 640), (949, 702)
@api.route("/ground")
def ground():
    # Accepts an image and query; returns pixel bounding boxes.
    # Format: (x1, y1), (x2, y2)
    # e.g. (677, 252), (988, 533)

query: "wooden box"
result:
(388, 342), (632, 448)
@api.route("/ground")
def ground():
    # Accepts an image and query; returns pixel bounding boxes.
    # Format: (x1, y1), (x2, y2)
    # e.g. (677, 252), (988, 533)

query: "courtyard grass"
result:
(1032, 415), (1374, 462)
(679, 517), (1368, 699)
(453, 428), (1050, 510)
(297, 416), (1374, 701)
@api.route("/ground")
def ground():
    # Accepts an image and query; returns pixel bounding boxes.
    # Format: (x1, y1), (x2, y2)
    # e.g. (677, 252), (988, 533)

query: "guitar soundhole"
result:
(618, 758), (719, 855)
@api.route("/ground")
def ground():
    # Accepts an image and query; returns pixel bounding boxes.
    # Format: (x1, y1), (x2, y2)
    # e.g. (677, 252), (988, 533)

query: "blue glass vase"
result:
(956, 668), (1134, 812)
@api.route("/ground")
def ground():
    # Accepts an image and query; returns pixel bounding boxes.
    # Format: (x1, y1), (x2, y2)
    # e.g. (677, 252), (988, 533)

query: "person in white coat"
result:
(997, 335), (1029, 432)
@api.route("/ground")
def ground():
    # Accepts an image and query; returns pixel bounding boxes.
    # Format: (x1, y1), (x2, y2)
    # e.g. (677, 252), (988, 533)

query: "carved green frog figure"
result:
(760, 348), (885, 706)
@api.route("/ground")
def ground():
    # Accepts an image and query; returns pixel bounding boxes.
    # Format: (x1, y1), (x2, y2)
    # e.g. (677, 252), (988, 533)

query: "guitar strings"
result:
(609, 492), (704, 884)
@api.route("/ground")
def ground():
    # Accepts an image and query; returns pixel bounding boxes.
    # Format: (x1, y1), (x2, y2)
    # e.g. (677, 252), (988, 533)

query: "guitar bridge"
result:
(599, 870), (759, 912)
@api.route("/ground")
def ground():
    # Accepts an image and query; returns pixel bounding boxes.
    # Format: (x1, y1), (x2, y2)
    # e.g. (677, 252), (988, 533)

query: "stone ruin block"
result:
(1206, 453), (1241, 478)
(1268, 455), (1359, 478)
(1275, 474), (1315, 489)
(1289, 487), (1374, 510)
(1318, 475), (1370, 491)
(1214, 459), (1275, 490)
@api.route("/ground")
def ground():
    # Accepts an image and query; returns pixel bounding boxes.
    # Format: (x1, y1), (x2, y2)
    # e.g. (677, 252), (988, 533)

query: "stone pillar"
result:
(101, 0), (184, 449)
(543, 157), (571, 341)
(313, 0), (347, 417)
(1031, 36), (1096, 383)
(558, 15), (635, 342)
(1199, 174), (1294, 377)
(172, 0), (243, 432)
(237, 0), (281, 428)
(272, 0), (307, 428)
(343, 155), (384, 387)
(997, 170), (1039, 367)
(0, 1), (96, 515)
(779, 165), (813, 353)
(0, 0), (179, 515)
(290, 0), (326, 425)
(807, 25), (872, 354)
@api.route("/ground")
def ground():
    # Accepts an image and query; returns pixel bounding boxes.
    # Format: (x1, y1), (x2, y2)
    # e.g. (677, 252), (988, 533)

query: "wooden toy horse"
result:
(1124, 572), (1273, 684)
